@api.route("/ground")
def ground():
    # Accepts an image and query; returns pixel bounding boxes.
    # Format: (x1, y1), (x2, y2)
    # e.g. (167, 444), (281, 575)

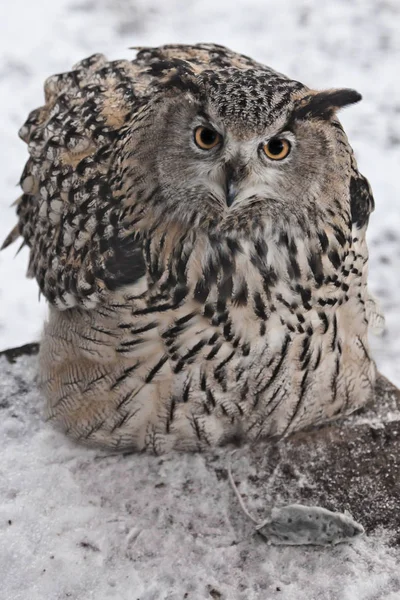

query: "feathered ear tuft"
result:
(293, 89), (362, 121)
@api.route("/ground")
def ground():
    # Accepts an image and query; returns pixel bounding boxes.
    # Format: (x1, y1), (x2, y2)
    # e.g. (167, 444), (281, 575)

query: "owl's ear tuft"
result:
(294, 89), (362, 121)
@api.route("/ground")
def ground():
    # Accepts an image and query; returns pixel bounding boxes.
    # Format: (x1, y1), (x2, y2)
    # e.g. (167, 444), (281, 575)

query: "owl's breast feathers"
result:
(37, 216), (376, 451)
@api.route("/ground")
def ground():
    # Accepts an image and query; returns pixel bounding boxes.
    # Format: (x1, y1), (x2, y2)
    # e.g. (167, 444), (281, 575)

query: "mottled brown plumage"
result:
(3, 43), (382, 455)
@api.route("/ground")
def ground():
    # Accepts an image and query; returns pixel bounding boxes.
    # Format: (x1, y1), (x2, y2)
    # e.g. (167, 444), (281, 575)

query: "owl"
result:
(3, 43), (380, 455)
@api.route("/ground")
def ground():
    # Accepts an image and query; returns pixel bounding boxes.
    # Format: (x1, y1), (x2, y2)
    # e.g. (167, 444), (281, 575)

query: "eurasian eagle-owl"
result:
(3, 43), (380, 454)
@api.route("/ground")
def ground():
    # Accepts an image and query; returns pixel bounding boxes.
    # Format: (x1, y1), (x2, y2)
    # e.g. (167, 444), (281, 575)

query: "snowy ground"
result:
(0, 1), (399, 599)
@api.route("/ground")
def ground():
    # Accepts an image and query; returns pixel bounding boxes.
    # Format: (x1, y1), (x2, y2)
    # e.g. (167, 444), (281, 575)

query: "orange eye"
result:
(194, 126), (222, 150)
(263, 138), (291, 160)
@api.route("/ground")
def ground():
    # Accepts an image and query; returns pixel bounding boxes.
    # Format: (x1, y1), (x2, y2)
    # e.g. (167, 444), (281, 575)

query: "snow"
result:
(0, 1), (399, 598)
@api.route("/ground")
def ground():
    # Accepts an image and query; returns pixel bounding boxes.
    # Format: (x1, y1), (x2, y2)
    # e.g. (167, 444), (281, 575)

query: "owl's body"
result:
(4, 44), (378, 453)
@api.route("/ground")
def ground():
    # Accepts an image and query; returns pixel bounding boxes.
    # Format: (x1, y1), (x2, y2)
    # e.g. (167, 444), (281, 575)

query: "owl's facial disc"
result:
(148, 89), (351, 232)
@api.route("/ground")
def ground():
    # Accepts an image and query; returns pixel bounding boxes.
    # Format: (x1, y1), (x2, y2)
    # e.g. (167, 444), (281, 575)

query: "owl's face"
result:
(125, 69), (361, 237)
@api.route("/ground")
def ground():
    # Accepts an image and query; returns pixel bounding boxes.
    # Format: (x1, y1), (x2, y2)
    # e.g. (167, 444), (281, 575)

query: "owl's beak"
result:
(226, 180), (237, 207)
(224, 162), (240, 207)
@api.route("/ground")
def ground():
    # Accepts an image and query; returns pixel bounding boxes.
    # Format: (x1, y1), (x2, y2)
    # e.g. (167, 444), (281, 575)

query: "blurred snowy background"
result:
(0, 0), (399, 384)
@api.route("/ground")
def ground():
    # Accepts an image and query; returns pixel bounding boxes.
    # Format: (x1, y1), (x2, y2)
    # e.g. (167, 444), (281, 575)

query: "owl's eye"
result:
(263, 138), (291, 160)
(194, 126), (222, 150)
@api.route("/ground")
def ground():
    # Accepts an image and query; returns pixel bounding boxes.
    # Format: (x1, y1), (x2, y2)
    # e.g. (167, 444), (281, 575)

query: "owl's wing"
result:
(2, 54), (153, 309)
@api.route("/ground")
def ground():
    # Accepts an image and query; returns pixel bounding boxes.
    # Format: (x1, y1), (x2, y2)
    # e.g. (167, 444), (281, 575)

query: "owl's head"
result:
(121, 63), (361, 238)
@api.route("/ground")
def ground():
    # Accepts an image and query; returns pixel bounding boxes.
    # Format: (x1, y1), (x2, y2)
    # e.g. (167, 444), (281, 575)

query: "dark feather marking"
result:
(328, 249), (341, 269)
(232, 280), (248, 306)
(296, 285), (312, 309)
(203, 402), (211, 415)
(240, 381), (249, 402)
(206, 341), (223, 360)
(287, 255), (301, 280)
(145, 354), (169, 383)
(331, 314), (338, 350)
(215, 350), (236, 373)
(330, 355), (341, 404)
(218, 275), (233, 302)
(132, 302), (175, 316)
(116, 390), (136, 411)
(200, 372), (207, 392)
(236, 402), (244, 416)
(180, 338), (208, 362)
(235, 366), (246, 382)
(206, 388), (216, 407)
(161, 311), (196, 338)
(117, 338), (145, 351)
(203, 303), (215, 318)
(259, 335), (290, 395)
(122, 321), (158, 335)
(318, 312), (329, 333)
(111, 363), (141, 389)
(332, 224), (347, 248)
(74, 330), (109, 346)
(194, 278), (210, 303)
(103, 235), (146, 291)
(172, 284), (188, 305)
(253, 292), (267, 320)
(300, 335), (311, 363)
(313, 347), (322, 371)
(82, 370), (111, 392)
(318, 231), (329, 253)
(282, 369), (309, 435)
(247, 386), (282, 437)
(276, 293), (291, 310)
(109, 409), (140, 433)
(82, 420), (108, 439)
(242, 342), (250, 357)
(357, 335), (370, 360)
(191, 416), (203, 442)
(223, 320), (233, 342)
(166, 398), (176, 433)
(301, 351), (312, 371)
(207, 332), (219, 345)
(262, 268), (278, 299)
(90, 325), (118, 337)
(308, 252), (324, 286)
(350, 174), (374, 229)
(182, 380), (191, 403)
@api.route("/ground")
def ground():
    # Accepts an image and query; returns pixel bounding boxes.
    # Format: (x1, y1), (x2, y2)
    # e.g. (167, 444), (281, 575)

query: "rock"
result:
(239, 373), (400, 538)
